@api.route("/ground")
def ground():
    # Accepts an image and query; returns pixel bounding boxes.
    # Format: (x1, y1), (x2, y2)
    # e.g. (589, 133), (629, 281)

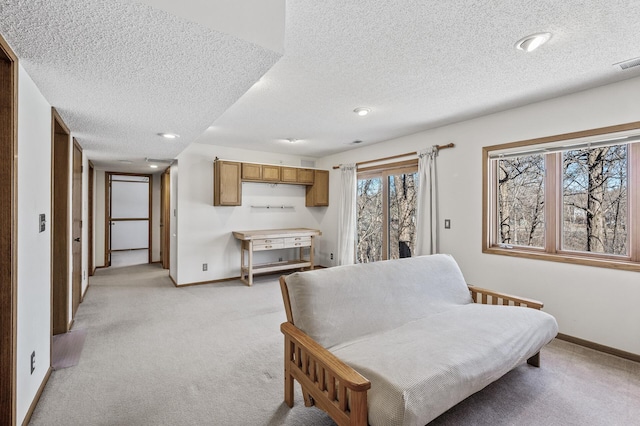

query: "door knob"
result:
(74, 237), (80, 242)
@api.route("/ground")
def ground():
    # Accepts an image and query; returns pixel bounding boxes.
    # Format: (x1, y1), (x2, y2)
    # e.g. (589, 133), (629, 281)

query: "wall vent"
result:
(614, 57), (640, 70)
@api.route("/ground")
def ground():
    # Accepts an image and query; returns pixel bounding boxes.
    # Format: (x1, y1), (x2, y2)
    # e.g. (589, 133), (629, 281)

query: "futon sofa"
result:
(279, 254), (558, 426)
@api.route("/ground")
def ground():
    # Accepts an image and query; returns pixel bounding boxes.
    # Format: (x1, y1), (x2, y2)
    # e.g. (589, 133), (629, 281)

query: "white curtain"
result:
(415, 147), (439, 255)
(337, 164), (357, 265)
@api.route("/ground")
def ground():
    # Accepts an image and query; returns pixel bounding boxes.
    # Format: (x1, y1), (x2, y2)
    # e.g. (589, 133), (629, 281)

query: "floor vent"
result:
(614, 57), (640, 70)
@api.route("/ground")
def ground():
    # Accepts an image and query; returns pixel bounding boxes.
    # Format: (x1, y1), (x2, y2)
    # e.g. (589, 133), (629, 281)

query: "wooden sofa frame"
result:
(280, 277), (544, 426)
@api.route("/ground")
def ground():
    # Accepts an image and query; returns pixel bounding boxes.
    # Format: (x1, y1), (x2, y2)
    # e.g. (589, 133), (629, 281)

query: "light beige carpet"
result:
(29, 263), (640, 425)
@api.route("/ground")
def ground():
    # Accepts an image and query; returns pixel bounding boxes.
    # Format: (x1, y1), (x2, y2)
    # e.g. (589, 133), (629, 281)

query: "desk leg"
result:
(240, 241), (246, 283)
(248, 241), (253, 286)
(310, 237), (315, 270)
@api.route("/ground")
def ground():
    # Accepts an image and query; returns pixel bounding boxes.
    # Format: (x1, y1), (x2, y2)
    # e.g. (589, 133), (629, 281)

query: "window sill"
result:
(483, 246), (640, 273)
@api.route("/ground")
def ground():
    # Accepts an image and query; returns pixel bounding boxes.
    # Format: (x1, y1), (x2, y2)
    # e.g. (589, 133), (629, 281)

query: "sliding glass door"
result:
(357, 162), (418, 263)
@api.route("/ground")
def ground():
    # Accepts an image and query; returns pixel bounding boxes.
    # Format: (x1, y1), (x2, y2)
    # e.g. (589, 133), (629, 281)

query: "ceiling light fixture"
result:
(354, 107), (370, 116)
(515, 32), (551, 52)
(149, 164), (159, 169)
(158, 132), (180, 139)
(288, 138), (298, 143)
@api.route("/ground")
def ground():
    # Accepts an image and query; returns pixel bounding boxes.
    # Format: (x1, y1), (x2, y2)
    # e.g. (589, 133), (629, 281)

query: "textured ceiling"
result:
(2, 0), (640, 170)
(0, 0), (282, 171)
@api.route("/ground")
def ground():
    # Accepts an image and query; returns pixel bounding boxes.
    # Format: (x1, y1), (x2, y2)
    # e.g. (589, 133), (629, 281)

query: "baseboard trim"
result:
(171, 267), (328, 287)
(21, 366), (52, 426)
(556, 333), (640, 363)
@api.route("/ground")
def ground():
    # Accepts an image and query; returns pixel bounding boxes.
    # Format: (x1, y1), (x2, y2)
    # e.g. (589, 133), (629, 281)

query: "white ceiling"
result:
(2, 0), (640, 171)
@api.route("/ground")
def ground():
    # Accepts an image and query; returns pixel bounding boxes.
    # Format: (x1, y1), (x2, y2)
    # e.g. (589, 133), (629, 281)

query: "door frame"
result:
(71, 139), (82, 311)
(104, 172), (153, 267)
(161, 169), (170, 269)
(51, 108), (71, 335)
(0, 32), (18, 426)
(88, 161), (94, 276)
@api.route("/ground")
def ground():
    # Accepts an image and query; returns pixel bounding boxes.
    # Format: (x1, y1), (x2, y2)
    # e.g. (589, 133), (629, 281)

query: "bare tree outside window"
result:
(357, 177), (383, 263)
(389, 172), (418, 259)
(562, 145), (628, 255)
(497, 155), (545, 247)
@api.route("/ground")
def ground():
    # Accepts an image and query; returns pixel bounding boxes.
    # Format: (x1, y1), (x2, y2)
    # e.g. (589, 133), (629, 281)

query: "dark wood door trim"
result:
(105, 172), (153, 266)
(88, 162), (94, 277)
(51, 108), (70, 335)
(0, 32), (18, 426)
(161, 169), (170, 269)
(71, 140), (82, 313)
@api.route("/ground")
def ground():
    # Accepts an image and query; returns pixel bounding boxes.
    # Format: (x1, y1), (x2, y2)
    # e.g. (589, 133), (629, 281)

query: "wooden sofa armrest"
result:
(468, 285), (543, 310)
(281, 321), (371, 426)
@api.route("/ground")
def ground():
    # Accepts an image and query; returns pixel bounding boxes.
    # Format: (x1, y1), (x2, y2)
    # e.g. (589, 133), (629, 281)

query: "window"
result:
(483, 122), (640, 271)
(357, 160), (418, 263)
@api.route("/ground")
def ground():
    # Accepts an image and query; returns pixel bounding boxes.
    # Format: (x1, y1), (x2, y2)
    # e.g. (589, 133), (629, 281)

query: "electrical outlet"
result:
(330, 253), (334, 260)
(202, 263), (208, 271)
(444, 219), (451, 229)
(278, 257), (283, 262)
(30, 351), (35, 374)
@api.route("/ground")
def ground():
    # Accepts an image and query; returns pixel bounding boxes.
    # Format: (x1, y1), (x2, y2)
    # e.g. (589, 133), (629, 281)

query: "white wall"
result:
(317, 75), (640, 356)
(16, 65), (52, 425)
(174, 142), (325, 285)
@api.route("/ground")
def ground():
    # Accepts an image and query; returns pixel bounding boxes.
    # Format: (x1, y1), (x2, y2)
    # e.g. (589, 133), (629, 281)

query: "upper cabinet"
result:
(262, 165), (281, 182)
(297, 168), (315, 184)
(305, 170), (329, 207)
(214, 160), (328, 207)
(214, 160), (242, 206)
(242, 163), (262, 181)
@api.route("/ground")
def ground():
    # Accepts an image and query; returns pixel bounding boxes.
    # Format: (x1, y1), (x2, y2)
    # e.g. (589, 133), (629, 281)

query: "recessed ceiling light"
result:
(158, 132), (180, 139)
(149, 164), (158, 169)
(288, 138), (298, 143)
(118, 160), (133, 164)
(515, 32), (551, 52)
(354, 107), (370, 116)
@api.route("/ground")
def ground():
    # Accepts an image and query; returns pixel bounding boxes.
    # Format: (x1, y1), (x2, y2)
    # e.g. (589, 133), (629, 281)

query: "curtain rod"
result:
(332, 143), (454, 169)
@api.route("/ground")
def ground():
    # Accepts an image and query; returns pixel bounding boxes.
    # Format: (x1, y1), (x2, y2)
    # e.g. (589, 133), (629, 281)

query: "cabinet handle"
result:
(294, 243), (301, 246)
(294, 237), (301, 240)
(265, 239), (272, 243)
(265, 245), (272, 249)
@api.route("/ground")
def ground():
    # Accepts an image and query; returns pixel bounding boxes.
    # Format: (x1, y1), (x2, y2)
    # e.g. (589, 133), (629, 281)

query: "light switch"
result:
(39, 214), (46, 233)
(444, 219), (451, 229)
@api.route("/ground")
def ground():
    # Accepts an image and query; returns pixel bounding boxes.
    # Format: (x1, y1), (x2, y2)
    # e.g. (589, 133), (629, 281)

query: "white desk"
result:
(232, 228), (321, 286)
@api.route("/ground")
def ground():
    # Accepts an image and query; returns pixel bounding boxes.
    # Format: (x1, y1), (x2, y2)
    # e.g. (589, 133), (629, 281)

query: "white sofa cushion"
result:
(330, 303), (559, 426)
(285, 254), (473, 349)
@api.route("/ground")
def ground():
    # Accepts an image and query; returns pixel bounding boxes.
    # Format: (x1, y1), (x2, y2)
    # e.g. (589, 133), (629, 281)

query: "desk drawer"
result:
(253, 238), (284, 251)
(284, 236), (311, 248)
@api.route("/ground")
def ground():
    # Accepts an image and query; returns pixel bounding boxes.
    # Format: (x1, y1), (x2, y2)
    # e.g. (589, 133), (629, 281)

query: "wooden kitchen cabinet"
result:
(242, 163), (262, 181)
(214, 159), (329, 207)
(262, 164), (280, 181)
(297, 168), (315, 184)
(214, 160), (242, 206)
(281, 167), (298, 183)
(305, 170), (329, 207)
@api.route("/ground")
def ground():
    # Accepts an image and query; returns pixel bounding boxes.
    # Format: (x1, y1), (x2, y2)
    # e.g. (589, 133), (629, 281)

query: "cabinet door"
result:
(281, 167), (298, 183)
(297, 168), (315, 184)
(262, 165), (281, 181)
(214, 161), (241, 206)
(306, 170), (329, 206)
(242, 163), (262, 181)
